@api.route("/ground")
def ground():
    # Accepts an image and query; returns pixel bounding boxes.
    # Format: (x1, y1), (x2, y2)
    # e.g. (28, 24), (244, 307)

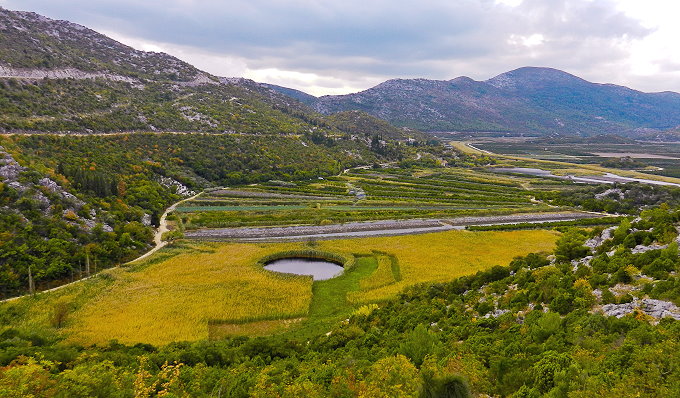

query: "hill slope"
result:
(311, 67), (680, 136)
(0, 7), (417, 139)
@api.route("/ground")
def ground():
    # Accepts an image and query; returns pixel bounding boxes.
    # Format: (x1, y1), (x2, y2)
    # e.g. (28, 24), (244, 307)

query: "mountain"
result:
(0, 7), (418, 141)
(310, 67), (680, 136)
(260, 83), (318, 105)
(323, 110), (427, 140)
(0, 8), (207, 83)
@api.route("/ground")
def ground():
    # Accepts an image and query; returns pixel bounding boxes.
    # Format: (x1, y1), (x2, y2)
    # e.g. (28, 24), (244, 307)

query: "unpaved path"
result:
(131, 192), (202, 263)
(0, 192), (202, 303)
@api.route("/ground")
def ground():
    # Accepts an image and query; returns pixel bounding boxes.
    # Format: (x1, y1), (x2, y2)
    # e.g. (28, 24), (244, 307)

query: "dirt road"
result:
(0, 192), (202, 303)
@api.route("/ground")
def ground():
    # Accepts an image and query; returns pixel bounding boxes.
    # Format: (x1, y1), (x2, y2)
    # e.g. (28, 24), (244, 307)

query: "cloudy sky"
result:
(2, 0), (679, 96)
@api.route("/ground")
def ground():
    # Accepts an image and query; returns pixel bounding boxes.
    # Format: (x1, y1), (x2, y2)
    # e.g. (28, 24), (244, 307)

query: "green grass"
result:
(287, 255), (378, 338)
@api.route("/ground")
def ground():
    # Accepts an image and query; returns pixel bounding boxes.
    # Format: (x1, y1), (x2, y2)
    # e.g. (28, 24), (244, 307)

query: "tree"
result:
(361, 355), (421, 398)
(421, 373), (472, 398)
(399, 324), (439, 367)
(532, 351), (572, 394)
(554, 229), (590, 262)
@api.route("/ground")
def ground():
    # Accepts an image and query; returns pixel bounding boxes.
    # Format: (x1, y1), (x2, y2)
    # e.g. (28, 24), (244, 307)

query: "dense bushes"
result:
(536, 183), (680, 214)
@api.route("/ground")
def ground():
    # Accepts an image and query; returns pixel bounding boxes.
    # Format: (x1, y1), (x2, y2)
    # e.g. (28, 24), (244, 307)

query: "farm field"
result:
(468, 138), (680, 179)
(176, 167), (567, 230)
(0, 229), (558, 345)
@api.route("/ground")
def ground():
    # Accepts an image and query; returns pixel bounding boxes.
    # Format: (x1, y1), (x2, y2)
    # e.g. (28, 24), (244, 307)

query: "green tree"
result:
(399, 324), (439, 367)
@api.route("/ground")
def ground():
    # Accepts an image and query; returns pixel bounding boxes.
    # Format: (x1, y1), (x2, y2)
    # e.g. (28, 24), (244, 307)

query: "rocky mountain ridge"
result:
(0, 7), (208, 82)
(304, 67), (680, 136)
(0, 7), (420, 140)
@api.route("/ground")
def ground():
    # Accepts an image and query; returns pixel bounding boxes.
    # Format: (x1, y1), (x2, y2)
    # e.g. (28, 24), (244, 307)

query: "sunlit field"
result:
(1, 230), (558, 346)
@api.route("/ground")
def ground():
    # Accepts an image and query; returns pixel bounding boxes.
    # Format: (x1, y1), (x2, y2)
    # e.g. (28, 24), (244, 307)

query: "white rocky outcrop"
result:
(0, 65), (140, 84)
(631, 243), (668, 254)
(584, 226), (616, 249)
(572, 255), (593, 271)
(483, 309), (510, 318)
(600, 298), (680, 320)
(0, 146), (26, 182)
(595, 188), (624, 200)
(157, 176), (196, 197)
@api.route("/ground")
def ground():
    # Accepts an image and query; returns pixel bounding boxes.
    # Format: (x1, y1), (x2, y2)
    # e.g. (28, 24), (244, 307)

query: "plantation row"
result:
(176, 167), (557, 229)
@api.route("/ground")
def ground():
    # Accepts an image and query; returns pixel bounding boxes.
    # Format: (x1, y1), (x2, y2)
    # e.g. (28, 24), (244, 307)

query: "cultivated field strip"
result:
(176, 167), (558, 229)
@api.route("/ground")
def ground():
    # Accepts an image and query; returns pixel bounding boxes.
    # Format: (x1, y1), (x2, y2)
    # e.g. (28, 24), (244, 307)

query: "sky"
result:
(1, 0), (679, 96)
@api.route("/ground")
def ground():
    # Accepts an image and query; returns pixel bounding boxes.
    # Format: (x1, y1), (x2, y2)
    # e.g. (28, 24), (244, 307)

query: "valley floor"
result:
(1, 229), (558, 345)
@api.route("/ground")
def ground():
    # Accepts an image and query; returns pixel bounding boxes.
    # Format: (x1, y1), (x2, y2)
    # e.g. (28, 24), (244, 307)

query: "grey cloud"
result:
(0, 0), (665, 94)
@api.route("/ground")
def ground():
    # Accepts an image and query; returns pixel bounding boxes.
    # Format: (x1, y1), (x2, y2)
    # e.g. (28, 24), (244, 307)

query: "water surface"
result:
(264, 258), (344, 280)
(492, 167), (680, 187)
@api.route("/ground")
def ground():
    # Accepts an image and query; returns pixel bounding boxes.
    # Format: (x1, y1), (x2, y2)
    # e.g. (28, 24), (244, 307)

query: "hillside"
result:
(0, 7), (416, 140)
(0, 132), (391, 298)
(323, 110), (428, 140)
(0, 8), (205, 82)
(0, 7), (444, 298)
(310, 67), (680, 136)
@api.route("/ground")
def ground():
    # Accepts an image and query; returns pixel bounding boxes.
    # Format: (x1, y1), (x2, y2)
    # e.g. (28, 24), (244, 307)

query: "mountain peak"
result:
(312, 66), (680, 135)
(486, 67), (586, 90)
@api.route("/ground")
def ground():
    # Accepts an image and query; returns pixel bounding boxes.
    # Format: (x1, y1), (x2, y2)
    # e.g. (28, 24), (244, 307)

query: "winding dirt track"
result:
(131, 192), (202, 263)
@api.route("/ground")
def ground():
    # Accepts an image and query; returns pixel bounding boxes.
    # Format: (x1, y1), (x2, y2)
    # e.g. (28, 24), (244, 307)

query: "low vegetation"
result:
(0, 229), (557, 346)
(0, 208), (677, 396)
(177, 167), (561, 229)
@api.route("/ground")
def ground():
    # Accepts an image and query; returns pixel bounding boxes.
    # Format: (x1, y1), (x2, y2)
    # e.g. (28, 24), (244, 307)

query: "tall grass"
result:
(322, 229), (559, 302)
(64, 242), (312, 345)
(0, 229), (558, 345)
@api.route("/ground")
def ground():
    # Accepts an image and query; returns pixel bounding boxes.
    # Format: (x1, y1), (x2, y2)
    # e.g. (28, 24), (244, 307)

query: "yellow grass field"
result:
(328, 229), (558, 303)
(2, 229), (558, 346)
(64, 242), (310, 345)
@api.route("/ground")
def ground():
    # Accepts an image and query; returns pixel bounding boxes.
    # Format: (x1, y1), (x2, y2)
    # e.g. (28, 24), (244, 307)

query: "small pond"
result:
(264, 258), (344, 280)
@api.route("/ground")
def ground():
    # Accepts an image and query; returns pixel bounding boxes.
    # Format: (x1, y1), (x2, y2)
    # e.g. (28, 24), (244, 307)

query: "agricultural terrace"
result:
(175, 167), (569, 230)
(1, 229), (558, 346)
(461, 139), (680, 181)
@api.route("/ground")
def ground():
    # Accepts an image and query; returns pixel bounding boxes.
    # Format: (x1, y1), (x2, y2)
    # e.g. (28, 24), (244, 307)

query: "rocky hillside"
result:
(309, 67), (680, 136)
(0, 7), (417, 140)
(323, 110), (427, 140)
(0, 8), (207, 83)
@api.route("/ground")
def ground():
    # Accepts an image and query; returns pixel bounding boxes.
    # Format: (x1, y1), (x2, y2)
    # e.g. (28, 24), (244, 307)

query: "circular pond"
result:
(264, 258), (344, 280)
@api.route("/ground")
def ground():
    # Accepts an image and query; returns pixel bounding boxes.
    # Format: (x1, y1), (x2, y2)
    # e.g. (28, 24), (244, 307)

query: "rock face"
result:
(600, 299), (680, 321)
(157, 176), (196, 197)
(0, 65), (139, 84)
(0, 145), (109, 230)
(0, 147), (26, 181)
(631, 243), (669, 254)
(584, 227), (615, 249)
(595, 188), (625, 200)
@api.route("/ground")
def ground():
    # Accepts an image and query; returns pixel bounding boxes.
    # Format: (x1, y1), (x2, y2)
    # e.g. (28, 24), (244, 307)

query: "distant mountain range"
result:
(2, 6), (680, 138)
(270, 67), (680, 137)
